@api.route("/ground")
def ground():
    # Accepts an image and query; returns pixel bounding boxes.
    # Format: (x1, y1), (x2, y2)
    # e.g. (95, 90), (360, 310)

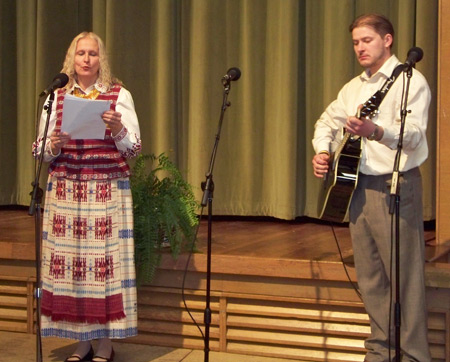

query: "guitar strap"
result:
(343, 64), (405, 151)
(367, 63), (405, 111)
(348, 63), (405, 137)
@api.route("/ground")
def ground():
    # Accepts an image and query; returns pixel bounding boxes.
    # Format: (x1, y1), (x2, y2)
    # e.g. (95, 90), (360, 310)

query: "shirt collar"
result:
(360, 55), (401, 82)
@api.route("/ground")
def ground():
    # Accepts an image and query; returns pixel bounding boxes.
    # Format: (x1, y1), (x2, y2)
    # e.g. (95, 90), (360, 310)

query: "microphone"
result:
(404, 47), (423, 68)
(39, 73), (69, 97)
(222, 67), (241, 82)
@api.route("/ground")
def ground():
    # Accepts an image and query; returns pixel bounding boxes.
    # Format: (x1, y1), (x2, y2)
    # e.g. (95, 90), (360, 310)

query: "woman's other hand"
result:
(50, 131), (71, 155)
(102, 110), (123, 136)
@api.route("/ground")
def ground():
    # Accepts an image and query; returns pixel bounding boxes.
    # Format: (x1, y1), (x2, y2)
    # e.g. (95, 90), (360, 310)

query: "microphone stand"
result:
(29, 91), (55, 362)
(201, 77), (233, 362)
(388, 65), (412, 362)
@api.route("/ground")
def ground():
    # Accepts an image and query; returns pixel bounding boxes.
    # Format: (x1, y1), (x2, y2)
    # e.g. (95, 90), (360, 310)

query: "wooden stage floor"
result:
(1, 206), (449, 361)
(0, 205), (437, 263)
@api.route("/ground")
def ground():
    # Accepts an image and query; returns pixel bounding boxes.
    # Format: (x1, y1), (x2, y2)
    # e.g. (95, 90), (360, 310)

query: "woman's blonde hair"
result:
(61, 31), (121, 90)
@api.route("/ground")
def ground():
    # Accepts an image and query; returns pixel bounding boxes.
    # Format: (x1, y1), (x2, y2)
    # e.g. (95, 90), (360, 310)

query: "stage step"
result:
(0, 275), (35, 334)
(125, 254), (450, 362)
(132, 286), (449, 361)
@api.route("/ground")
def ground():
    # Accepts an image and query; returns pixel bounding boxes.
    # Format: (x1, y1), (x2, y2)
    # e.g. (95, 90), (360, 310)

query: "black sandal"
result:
(64, 345), (94, 362)
(92, 348), (115, 362)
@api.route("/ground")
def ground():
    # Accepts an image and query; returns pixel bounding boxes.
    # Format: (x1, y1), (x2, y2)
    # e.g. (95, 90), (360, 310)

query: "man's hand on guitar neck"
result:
(346, 107), (384, 141)
(312, 151), (330, 178)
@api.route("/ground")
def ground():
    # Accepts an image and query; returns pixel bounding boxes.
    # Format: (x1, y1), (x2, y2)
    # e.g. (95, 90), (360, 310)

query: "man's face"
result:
(352, 25), (392, 76)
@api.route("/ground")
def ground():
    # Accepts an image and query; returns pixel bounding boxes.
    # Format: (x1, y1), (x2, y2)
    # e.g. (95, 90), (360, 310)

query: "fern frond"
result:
(130, 153), (200, 285)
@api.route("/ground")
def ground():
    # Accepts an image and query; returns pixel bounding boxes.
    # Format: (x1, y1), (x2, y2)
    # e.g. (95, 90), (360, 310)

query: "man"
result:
(312, 14), (431, 362)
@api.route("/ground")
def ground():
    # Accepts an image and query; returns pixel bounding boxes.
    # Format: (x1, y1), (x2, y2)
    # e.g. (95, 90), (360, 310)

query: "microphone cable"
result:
(328, 221), (362, 300)
(388, 213), (395, 362)
(181, 205), (206, 339)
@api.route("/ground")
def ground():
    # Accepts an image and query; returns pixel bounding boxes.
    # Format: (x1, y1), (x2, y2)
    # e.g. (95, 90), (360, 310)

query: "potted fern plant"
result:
(130, 153), (199, 285)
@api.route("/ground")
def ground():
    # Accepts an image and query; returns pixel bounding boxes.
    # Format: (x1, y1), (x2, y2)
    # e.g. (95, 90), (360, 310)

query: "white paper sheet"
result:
(61, 94), (111, 139)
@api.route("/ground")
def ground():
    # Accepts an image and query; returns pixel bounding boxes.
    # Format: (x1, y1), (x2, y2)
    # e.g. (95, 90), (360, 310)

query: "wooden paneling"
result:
(126, 254), (450, 362)
(0, 276), (35, 333)
(438, 0), (450, 247)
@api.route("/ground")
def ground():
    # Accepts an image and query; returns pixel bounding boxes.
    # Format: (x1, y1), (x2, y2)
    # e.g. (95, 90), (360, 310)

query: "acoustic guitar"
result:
(317, 64), (404, 223)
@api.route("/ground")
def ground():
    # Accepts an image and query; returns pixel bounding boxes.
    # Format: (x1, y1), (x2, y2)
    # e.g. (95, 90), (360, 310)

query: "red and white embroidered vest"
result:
(48, 84), (130, 180)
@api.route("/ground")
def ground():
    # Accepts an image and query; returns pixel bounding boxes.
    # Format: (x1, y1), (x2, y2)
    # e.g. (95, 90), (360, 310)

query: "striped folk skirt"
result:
(40, 176), (138, 341)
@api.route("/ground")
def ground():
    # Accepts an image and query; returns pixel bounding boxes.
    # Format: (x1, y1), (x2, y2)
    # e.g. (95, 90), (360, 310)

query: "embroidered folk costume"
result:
(32, 83), (141, 341)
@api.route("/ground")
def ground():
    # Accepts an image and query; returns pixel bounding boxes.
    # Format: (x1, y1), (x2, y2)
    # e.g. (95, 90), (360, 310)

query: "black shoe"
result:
(64, 345), (94, 362)
(92, 348), (115, 362)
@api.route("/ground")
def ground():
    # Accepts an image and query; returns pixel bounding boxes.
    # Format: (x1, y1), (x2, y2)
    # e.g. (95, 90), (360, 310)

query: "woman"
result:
(32, 32), (141, 362)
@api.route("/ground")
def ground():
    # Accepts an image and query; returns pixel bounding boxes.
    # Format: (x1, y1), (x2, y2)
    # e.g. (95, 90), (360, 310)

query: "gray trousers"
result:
(349, 167), (431, 362)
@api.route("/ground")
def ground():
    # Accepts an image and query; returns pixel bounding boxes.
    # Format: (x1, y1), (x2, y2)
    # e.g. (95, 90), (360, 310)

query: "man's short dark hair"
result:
(349, 13), (395, 47)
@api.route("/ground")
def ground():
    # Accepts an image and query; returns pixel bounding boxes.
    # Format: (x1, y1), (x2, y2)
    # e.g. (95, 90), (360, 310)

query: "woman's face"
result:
(74, 37), (100, 86)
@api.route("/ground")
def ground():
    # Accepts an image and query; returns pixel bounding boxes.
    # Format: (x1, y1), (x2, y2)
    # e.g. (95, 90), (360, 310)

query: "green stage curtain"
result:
(0, 0), (437, 220)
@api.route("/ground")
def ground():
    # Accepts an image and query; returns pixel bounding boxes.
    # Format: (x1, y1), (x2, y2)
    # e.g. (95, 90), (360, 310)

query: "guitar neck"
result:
(334, 131), (352, 159)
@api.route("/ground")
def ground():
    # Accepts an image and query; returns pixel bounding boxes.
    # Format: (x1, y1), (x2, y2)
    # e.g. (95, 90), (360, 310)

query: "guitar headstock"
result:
(359, 92), (382, 119)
